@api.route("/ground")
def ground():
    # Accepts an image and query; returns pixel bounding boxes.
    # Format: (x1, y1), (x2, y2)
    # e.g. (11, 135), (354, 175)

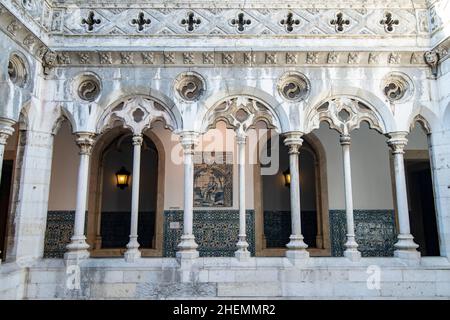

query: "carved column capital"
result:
(180, 131), (199, 155)
(387, 131), (408, 154)
(75, 132), (96, 155)
(132, 134), (143, 146)
(284, 131), (303, 154)
(339, 134), (351, 146)
(0, 118), (16, 145)
(236, 132), (247, 145)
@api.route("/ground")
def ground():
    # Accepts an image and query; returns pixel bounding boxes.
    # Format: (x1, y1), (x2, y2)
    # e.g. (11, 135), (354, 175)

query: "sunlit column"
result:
(65, 132), (96, 261)
(340, 134), (361, 261)
(125, 134), (143, 262)
(284, 132), (309, 259)
(388, 132), (420, 259)
(235, 132), (250, 260)
(176, 132), (199, 259)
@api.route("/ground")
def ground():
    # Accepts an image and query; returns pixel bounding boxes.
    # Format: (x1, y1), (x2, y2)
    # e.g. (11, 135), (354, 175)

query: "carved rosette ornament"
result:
(382, 72), (412, 103)
(72, 73), (102, 102)
(277, 72), (310, 101)
(78, 79), (101, 102)
(8, 54), (28, 87)
(174, 72), (205, 102)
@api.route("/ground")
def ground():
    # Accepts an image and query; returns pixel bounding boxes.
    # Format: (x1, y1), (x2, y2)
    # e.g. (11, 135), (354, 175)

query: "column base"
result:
(394, 234), (420, 260)
(176, 234), (199, 259)
(124, 237), (141, 262)
(65, 236), (90, 261)
(235, 249), (251, 260)
(124, 248), (141, 262)
(286, 249), (309, 260)
(344, 249), (361, 261)
(286, 235), (308, 250)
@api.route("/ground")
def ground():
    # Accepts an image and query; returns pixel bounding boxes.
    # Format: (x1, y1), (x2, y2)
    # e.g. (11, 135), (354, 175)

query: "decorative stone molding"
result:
(306, 97), (385, 135)
(48, 50), (429, 67)
(174, 72), (205, 102)
(277, 72), (310, 102)
(424, 50), (440, 76)
(382, 72), (413, 103)
(39, 6), (423, 37)
(97, 96), (178, 134)
(205, 96), (277, 135)
(42, 49), (58, 75)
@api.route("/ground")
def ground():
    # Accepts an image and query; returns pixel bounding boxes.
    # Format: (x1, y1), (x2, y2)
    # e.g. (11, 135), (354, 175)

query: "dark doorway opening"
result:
(0, 160), (13, 260)
(406, 159), (440, 256)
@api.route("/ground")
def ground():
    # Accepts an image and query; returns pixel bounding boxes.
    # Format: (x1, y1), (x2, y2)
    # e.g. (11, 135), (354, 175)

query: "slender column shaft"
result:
(65, 133), (95, 261)
(284, 132), (308, 258)
(176, 132), (199, 259)
(125, 134), (143, 262)
(388, 132), (419, 258)
(340, 134), (360, 260)
(235, 133), (250, 259)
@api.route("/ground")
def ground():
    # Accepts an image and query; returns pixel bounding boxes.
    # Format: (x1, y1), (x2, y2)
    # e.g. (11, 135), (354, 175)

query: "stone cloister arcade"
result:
(1, 0), (450, 299)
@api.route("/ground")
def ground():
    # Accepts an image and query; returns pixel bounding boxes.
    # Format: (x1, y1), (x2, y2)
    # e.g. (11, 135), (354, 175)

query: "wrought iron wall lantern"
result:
(116, 166), (130, 189)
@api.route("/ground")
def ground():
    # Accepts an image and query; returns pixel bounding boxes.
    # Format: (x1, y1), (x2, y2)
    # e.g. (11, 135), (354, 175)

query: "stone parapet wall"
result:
(2, 257), (450, 299)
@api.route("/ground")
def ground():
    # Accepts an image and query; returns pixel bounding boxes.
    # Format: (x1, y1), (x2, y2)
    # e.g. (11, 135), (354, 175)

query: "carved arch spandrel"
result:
(305, 96), (386, 135)
(204, 96), (280, 135)
(97, 95), (179, 135)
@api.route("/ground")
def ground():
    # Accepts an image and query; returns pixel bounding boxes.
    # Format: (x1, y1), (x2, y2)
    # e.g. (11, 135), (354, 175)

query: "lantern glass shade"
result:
(283, 168), (291, 187)
(116, 166), (130, 189)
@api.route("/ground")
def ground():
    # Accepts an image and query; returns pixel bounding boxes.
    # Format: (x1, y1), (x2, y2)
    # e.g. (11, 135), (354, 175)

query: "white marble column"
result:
(340, 134), (361, 261)
(176, 132), (199, 259)
(65, 132), (95, 261)
(387, 132), (420, 259)
(284, 132), (309, 259)
(235, 133), (250, 260)
(0, 118), (15, 264)
(124, 134), (143, 262)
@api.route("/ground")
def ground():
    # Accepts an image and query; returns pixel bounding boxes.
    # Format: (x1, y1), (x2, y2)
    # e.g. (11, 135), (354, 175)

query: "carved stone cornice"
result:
(53, 50), (429, 67)
(0, 3), (50, 62)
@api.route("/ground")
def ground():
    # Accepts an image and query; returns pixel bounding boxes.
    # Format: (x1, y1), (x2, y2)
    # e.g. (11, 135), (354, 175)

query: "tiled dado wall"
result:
(44, 210), (396, 258)
(163, 210), (255, 257)
(329, 210), (397, 257)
